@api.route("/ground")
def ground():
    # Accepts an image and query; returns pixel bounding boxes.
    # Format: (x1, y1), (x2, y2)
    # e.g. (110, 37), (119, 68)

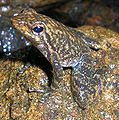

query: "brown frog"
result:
(12, 8), (119, 110)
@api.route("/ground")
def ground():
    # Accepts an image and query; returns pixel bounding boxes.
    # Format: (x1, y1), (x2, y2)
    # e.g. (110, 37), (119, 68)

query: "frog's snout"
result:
(11, 17), (22, 30)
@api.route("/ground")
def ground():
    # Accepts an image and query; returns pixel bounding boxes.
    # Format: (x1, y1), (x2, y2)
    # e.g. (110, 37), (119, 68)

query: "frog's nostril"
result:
(13, 9), (25, 17)
(20, 9), (24, 13)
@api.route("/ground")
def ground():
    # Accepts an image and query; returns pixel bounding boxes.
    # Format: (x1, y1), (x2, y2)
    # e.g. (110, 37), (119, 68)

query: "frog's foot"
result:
(39, 87), (53, 103)
(26, 86), (52, 103)
(71, 54), (101, 109)
(50, 76), (60, 90)
(39, 73), (64, 103)
(17, 62), (31, 76)
(50, 72), (64, 90)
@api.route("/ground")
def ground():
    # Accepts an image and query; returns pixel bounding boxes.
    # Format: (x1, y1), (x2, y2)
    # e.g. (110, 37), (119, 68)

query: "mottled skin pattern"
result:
(12, 9), (102, 109)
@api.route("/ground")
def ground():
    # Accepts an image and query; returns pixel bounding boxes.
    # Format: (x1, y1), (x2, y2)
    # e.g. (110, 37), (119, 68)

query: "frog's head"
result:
(12, 8), (68, 47)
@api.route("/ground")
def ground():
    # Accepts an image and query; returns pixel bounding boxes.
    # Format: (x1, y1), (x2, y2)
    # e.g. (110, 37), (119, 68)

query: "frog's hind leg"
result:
(71, 54), (100, 109)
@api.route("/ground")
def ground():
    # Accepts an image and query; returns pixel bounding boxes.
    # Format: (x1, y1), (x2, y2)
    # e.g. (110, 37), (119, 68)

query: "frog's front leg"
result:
(50, 51), (64, 89)
(37, 44), (63, 89)
(42, 51), (63, 102)
(37, 44), (63, 102)
(71, 54), (100, 109)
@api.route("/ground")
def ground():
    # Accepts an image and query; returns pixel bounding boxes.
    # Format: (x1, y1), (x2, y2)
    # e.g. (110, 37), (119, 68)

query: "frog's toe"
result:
(39, 87), (53, 103)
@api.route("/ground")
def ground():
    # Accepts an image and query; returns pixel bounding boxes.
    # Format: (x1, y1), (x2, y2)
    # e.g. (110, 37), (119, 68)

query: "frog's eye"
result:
(32, 23), (44, 35)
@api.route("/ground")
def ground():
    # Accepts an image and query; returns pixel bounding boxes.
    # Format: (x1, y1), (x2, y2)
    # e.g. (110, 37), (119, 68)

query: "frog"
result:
(12, 8), (103, 109)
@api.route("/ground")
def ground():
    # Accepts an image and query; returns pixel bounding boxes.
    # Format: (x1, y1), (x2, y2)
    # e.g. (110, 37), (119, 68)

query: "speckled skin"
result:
(12, 9), (104, 109)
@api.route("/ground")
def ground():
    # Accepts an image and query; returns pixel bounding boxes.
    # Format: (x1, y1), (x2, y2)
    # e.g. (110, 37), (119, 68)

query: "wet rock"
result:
(12, 0), (69, 8)
(55, 0), (119, 32)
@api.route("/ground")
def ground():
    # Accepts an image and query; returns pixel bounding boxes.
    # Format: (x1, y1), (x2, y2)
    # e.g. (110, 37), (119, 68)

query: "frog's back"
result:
(72, 25), (119, 108)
